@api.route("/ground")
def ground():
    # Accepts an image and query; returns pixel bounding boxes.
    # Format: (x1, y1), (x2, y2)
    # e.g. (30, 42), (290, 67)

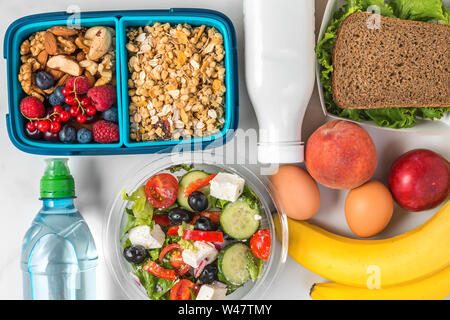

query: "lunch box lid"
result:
(4, 9), (239, 156)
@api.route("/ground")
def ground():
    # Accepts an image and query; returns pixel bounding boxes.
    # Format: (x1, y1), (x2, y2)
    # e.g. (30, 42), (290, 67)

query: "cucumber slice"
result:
(177, 170), (210, 211)
(217, 243), (251, 286)
(220, 199), (260, 239)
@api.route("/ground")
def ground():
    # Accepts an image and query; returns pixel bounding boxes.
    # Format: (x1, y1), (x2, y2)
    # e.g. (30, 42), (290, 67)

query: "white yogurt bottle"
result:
(244, 0), (316, 164)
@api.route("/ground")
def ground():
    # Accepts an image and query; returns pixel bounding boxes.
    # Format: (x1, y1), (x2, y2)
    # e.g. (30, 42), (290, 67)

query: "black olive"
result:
(188, 191), (209, 212)
(199, 264), (217, 284)
(195, 216), (216, 231)
(168, 207), (193, 225)
(123, 245), (148, 264)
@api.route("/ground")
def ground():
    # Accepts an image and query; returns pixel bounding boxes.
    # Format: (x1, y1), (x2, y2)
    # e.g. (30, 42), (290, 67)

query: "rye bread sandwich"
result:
(332, 11), (450, 110)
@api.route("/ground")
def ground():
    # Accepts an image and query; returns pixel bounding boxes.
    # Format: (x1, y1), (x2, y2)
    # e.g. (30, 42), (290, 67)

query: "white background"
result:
(0, 0), (448, 300)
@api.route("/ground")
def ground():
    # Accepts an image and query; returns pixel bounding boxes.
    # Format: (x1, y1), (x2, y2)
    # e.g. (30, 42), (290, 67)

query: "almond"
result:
(48, 26), (79, 37)
(47, 55), (83, 76)
(37, 50), (48, 67)
(44, 31), (58, 55)
(56, 73), (70, 87)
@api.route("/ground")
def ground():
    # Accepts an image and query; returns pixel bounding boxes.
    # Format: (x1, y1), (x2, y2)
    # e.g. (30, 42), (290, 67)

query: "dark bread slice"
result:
(332, 12), (450, 109)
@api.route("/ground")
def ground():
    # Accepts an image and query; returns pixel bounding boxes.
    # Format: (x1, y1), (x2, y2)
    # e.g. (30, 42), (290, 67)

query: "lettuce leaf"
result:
(122, 186), (154, 227)
(316, 0), (450, 129)
(388, 0), (449, 22)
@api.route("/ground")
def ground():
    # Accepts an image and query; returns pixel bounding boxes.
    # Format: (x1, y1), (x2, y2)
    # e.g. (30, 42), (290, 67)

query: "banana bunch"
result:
(283, 200), (450, 300)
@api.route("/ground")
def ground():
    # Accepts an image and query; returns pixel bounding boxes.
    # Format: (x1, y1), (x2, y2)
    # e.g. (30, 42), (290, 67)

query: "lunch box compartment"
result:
(7, 16), (123, 151)
(4, 9), (239, 155)
(119, 14), (237, 149)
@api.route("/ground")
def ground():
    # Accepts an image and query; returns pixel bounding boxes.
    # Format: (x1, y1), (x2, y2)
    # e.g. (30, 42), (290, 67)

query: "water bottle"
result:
(21, 158), (98, 300)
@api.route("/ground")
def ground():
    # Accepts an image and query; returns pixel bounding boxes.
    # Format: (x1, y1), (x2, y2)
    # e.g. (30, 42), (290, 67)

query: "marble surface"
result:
(0, 0), (448, 300)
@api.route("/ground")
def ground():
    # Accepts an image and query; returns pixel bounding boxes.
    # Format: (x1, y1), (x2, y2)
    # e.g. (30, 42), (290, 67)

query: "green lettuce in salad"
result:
(316, 0), (450, 129)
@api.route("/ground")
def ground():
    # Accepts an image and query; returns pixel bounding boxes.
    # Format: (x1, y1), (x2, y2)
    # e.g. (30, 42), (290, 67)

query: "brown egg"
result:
(270, 165), (320, 220)
(345, 180), (394, 238)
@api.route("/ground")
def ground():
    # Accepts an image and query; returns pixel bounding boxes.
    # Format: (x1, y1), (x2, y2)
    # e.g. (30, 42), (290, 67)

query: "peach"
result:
(305, 120), (377, 190)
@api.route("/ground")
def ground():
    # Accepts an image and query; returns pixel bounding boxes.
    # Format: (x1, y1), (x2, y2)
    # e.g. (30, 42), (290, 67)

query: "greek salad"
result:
(120, 165), (271, 300)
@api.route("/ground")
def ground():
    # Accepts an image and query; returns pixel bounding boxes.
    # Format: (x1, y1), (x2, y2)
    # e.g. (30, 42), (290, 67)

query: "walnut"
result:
(29, 31), (45, 56)
(20, 40), (31, 55)
(57, 36), (77, 54)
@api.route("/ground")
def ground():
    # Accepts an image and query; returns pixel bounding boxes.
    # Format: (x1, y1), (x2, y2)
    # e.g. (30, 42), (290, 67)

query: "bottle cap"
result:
(40, 158), (75, 198)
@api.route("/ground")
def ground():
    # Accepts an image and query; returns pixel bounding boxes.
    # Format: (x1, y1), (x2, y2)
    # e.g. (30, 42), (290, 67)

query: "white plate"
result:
(316, 0), (450, 136)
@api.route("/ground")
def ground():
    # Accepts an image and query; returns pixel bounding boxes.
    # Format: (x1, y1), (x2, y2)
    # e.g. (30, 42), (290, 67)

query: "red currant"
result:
(50, 114), (61, 123)
(69, 106), (80, 117)
(76, 113), (87, 124)
(65, 95), (74, 105)
(59, 110), (71, 122)
(37, 120), (50, 132)
(53, 105), (63, 114)
(49, 121), (61, 133)
(62, 87), (72, 96)
(85, 105), (97, 116)
(26, 121), (36, 131)
(80, 97), (91, 107)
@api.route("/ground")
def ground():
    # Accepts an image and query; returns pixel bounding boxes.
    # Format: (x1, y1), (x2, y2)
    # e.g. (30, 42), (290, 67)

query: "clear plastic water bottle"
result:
(21, 158), (98, 300)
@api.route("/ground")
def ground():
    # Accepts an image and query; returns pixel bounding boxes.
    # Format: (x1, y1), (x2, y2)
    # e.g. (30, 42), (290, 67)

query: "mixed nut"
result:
(126, 23), (226, 142)
(18, 25), (119, 144)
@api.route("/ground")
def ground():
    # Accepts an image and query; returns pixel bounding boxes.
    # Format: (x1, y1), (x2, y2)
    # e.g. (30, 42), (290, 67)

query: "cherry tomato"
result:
(142, 260), (176, 280)
(183, 174), (217, 197)
(250, 229), (271, 261)
(169, 251), (190, 276)
(170, 279), (199, 300)
(145, 173), (179, 209)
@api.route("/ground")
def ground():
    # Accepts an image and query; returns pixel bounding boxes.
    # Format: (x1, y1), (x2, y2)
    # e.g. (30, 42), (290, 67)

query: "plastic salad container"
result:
(103, 153), (288, 300)
(4, 9), (239, 155)
(316, 0), (450, 135)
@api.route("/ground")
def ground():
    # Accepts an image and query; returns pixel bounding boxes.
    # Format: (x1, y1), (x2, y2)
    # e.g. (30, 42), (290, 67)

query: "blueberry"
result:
(25, 127), (43, 140)
(43, 131), (59, 142)
(59, 125), (77, 143)
(85, 114), (98, 124)
(77, 128), (92, 144)
(48, 86), (65, 106)
(102, 107), (118, 123)
(35, 71), (55, 90)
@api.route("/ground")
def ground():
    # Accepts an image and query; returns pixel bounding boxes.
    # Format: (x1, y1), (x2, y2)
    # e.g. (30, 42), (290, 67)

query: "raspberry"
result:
(19, 96), (46, 119)
(87, 85), (117, 111)
(92, 120), (120, 144)
(65, 76), (92, 95)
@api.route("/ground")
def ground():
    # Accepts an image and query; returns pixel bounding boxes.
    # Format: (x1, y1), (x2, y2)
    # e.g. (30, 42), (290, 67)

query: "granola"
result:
(126, 23), (226, 142)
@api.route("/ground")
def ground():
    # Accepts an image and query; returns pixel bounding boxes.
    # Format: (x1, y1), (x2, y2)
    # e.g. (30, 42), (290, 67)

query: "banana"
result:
(310, 266), (450, 300)
(284, 200), (450, 287)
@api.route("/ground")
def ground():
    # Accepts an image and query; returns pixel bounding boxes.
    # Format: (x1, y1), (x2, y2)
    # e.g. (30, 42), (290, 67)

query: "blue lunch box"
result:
(4, 9), (239, 156)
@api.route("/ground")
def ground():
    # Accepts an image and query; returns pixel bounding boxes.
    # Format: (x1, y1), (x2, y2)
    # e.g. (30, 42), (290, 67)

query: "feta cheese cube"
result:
(196, 284), (227, 300)
(181, 241), (218, 268)
(128, 224), (165, 249)
(210, 172), (245, 202)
